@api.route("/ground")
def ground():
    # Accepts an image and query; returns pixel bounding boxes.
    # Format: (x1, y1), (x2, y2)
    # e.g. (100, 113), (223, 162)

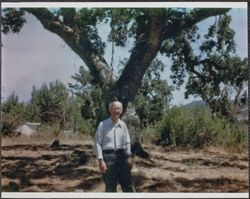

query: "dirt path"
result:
(1, 138), (248, 192)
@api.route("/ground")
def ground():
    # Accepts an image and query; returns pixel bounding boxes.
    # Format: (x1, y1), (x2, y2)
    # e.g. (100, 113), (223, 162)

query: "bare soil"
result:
(1, 133), (249, 192)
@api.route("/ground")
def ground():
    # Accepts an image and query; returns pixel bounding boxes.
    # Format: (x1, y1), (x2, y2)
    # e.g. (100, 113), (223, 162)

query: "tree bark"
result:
(117, 12), (165, 109)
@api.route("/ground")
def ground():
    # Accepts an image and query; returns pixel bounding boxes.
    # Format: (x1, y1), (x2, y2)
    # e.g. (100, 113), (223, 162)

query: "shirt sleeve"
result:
(124, 124), (132, 156)
(94, 122), (103, 160)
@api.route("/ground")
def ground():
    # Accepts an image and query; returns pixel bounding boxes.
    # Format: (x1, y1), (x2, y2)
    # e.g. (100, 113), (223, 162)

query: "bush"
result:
(140, 124), (160, 145)
(1, 93), (26, 135)
(156, 106), (248, 150)
(212, 120), (248, 151)
(1, 112), (24, 135)
(157, 106), (195, 146)
(78, 119), (95, 135)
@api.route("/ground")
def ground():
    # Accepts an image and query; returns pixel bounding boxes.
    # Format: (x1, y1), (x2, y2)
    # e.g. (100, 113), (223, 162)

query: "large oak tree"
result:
(3, 7), (246, 156)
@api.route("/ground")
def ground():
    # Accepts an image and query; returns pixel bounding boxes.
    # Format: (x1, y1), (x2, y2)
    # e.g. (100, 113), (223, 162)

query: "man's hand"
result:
(98, 159), (107, 173)
(127, 157), (133, 170)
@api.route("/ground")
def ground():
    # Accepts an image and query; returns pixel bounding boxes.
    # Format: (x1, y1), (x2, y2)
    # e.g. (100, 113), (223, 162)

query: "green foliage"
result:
(1, 8), (26, 34)
(69, 66), (108, 127)
(78, 119), (94, 135)
(108, 8), (142, 47)
(30, 80), (70, 125)
(162, 13), (248, 119)
(74, 8), (109, 55)
(70, 60), (173, 128)
(157, 106), (194, 146)
(157, 106), (247, 150)
(59, 8), (76, 26)
(140, 124), (160, 145)
(214, 121), (247, 150)
(135, 59), (173, 127)
(29, 80), (91, 134)
(1, 93), (26, 134)
(1, 81), (94, 136)
(67, 95), (84, 133)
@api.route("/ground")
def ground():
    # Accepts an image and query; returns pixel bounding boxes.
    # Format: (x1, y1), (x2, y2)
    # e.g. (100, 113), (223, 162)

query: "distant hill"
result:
(182, 100), (207, 108)
(182, 100), (248, 122)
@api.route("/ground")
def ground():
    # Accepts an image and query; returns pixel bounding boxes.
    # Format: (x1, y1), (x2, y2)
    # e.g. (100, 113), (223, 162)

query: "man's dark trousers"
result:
(102, 150), (135, 192)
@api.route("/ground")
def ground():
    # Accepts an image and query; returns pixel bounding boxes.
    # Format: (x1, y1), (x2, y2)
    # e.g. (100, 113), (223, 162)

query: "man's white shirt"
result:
(94, 117), (131, 160)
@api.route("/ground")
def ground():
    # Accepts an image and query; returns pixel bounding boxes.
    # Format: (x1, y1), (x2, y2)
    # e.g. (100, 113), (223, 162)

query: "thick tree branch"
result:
(117, 8), (230, 107)
(23, 8), (116, 86)
(117, 11), (166, 107)
(162, 8), (231, 39)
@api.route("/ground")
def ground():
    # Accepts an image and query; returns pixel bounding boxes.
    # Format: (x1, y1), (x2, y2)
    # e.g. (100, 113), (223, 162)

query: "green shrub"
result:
(156, 106), (248, 150)
(1, 112), (24, 135)
(78, 119), (94, 135)
(1, 93), (26, 135)
(140, 124), (160, 145)
(157, 106), (195, 146)
(212, 120), (248, 151)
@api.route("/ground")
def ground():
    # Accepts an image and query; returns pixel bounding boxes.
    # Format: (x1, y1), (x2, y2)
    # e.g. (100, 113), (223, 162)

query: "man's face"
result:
(109, 102), (122, 118)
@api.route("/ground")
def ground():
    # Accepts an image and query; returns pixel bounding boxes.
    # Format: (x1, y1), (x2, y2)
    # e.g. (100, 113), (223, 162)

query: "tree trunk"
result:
(114, 13), (165, 158)
(117, 12), (165, 109)
(121, 102), (149, 158)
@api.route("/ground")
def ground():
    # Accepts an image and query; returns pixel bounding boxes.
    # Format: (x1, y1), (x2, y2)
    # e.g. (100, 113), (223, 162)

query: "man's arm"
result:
(124, 124), (133, 169)
(124, 125), (132, 157)
(94, 122), (107, 173)
(98, 159), (107, 173)
(94, 122), (104, 160)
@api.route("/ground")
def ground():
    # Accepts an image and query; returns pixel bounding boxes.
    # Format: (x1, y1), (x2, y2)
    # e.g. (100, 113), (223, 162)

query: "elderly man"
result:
(94, 101), (136, 192)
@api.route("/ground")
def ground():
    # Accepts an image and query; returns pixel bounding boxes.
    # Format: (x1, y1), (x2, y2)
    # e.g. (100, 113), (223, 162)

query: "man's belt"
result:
(102, 149), (124, 154)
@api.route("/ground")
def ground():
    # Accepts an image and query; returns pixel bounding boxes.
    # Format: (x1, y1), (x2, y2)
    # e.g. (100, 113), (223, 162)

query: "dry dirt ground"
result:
(1, 133), (249, 192)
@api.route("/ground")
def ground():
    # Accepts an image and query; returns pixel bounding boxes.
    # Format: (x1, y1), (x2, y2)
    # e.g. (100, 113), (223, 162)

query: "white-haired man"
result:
(94, 101), (135, 192)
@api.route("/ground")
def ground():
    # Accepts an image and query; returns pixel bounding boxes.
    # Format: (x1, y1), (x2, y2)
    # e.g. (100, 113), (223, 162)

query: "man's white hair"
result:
(109, 101), (123, 110)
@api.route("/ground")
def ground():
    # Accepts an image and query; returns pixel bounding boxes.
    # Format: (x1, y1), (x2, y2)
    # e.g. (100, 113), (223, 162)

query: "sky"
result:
(1, 6), (248, 106)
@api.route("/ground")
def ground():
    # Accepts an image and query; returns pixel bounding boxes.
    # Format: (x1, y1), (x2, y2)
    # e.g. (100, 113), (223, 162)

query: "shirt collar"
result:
(108, 117), (122, 127)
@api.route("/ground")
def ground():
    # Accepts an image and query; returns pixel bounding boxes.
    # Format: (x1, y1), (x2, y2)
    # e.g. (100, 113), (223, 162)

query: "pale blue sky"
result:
(1, 8), (248, 106)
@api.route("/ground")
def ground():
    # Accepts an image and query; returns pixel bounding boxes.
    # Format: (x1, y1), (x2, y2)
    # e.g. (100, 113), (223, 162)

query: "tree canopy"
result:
(2, 7), (239, 111)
